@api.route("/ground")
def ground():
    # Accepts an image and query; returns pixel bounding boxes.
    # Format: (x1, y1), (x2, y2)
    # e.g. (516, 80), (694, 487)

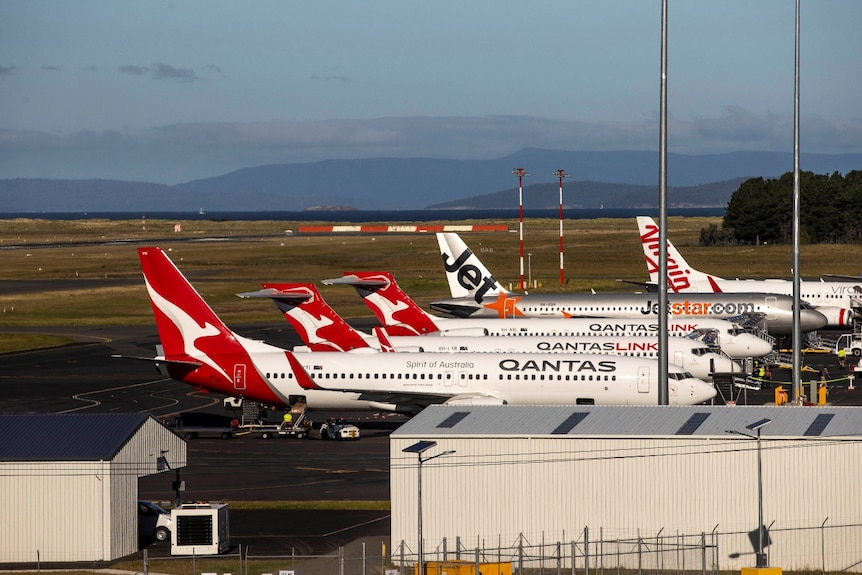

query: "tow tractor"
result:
(319, 417), (361, 440)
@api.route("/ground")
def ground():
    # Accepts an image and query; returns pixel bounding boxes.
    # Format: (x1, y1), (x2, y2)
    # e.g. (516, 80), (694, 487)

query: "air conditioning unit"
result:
(170, 503), (230, 555)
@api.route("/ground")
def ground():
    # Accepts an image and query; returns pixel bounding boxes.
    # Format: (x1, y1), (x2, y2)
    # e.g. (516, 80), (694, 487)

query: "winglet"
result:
(373, 326), (397, 352)
(285, 351), (323, 390)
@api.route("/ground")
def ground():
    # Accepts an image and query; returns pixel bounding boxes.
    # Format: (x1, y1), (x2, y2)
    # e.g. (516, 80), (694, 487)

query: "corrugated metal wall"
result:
(0, 417), (186, 564)
(391, 435), (862, 571)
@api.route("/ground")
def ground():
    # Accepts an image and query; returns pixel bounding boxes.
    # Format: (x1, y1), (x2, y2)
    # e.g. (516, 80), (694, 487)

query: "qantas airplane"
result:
(323, 271), (775, 359)
(129, 247), (716, 412)
(636, 215), (860, 328)
(431, 233), (828, 335)
(238, 283), (742, 381)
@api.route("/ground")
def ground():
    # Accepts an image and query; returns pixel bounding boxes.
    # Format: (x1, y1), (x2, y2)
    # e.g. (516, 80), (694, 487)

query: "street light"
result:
(403, 441), (456, 575)
(513, 168), (529, 291)
(726, 418), (772, 567)
(527, 253), (532, 288)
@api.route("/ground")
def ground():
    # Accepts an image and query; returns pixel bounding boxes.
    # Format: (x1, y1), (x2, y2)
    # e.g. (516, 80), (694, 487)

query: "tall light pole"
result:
(527, 253), (533, 288)
(513, 168), (529, 290)
(402, 441), (456, 575)
(726, 418), (772, 567)
(554, 170), (569, 285)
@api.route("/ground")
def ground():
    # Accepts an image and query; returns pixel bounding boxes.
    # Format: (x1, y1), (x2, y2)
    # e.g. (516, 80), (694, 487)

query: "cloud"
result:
(118, 63), (200, 82)
(152, 63), (198, 82)
(0, 65), (20, 75)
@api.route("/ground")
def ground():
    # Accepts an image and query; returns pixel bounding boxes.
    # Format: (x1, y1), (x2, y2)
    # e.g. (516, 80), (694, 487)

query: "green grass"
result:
(2, 215), (861, 344)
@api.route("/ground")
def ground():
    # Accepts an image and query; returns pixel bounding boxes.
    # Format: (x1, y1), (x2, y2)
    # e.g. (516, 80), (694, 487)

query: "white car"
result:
(319, 419), (360, 440)
(138, 500), (172, 542)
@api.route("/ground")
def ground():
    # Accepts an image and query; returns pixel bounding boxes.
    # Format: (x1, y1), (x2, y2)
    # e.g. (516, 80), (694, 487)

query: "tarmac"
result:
(1, 321), (860, 564)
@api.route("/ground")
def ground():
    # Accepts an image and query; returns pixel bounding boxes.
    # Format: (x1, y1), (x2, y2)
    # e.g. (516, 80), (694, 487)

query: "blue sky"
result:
(1, 0), (860, 183)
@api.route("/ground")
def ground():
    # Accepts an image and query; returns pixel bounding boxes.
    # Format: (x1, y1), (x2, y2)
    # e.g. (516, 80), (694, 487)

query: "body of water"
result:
(0, 207), (724, 222)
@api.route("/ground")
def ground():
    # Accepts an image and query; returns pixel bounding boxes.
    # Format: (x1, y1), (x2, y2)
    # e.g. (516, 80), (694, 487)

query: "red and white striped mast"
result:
(513, 168), (529, 290)
(555, 169), (569, 285)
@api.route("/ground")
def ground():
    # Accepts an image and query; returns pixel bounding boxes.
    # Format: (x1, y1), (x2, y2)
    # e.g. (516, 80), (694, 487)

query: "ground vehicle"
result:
(836, 333), (862, 357)
(138, 500), (172, 542)
(319, 418), (360, 440)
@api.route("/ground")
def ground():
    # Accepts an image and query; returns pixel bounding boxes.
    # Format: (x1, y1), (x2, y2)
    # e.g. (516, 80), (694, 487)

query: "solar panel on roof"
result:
(803, 413), (835, 436)
(551, 412), (589, 434)
(676, 412), (711, 435)
(437, 412), (469, 428)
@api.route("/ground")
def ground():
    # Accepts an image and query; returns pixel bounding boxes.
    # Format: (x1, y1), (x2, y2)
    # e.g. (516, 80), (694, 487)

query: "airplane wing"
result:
(616, 279), (659, 291)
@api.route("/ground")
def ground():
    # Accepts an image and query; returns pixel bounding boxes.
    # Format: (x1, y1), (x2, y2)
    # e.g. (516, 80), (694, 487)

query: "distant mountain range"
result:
(2, 149), (860, 212)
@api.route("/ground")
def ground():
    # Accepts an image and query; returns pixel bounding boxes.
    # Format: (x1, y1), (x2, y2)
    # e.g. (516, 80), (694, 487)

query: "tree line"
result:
(700, 170), (862, 245)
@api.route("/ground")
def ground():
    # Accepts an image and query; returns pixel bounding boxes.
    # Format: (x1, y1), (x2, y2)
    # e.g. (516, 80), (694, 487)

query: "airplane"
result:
(238, 282), (743, 381)
(131, 247), (717, 412)
(636, 215), (861, 328)
(430, 232), (828, 335)
(323, 271), (775, 359)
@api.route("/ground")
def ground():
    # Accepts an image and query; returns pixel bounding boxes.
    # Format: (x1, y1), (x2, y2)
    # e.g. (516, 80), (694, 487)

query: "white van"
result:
(138, 500), (172, 542)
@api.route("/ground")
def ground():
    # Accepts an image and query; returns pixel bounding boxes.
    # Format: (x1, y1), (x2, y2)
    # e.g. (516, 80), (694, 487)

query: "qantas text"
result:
(499, 358), (617, 372)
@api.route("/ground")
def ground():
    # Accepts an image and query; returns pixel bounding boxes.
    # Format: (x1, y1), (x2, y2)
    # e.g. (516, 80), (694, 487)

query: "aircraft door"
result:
(672, 351), (684, 369)
(504, 297), (519, 318)
(637, 366), (650, 394)
(233, 364), (247, 391)
(458, 371), (469, 387)
(765, 296), (777, 320)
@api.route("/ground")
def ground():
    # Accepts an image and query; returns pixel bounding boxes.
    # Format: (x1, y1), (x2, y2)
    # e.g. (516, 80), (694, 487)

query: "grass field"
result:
(1, 215), (858, 334)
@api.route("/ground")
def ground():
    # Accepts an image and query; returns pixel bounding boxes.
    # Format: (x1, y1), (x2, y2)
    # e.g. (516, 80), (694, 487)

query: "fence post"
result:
(143, 548), (148, 575)
(400, 539), (406, 575)
(821, 517), (829, 575)
(443, 537), (448, 561)
(363, 541), (367, 575)
(584, 526), (589, 575)
(457, 536), (462, 561)
(556, 542), (562, 575)
(571, 541), (576, 575)
(475, 546), (481, 575)
(700, 532), (706, 575)
(518, 533), (524, 575)
(340, 545), (345, 575)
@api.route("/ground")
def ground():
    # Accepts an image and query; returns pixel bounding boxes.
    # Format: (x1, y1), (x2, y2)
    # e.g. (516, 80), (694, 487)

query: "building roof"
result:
(0, 413), (152, 461)
(392, 405), (862, 439)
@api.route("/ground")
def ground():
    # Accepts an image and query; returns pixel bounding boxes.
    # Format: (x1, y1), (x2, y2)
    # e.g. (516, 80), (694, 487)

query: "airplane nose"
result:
(801, 309), (828, 332)
(683, 378), (717, 405)
(748, 336), (774, 358)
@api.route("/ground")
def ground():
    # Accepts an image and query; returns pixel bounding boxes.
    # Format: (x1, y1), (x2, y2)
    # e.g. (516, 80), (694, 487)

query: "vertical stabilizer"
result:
(322, 272), (441, 335)
(436, 232), (509, 302)
(636, 216), (721, 293)
(137, 247), (285, 405)
(237, 283), (372, 351)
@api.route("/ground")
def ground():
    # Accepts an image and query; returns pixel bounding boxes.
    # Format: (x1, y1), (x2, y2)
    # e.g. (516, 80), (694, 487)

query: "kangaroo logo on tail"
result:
(138, 247), (285, 405)
(436, 233), (508, 303)
(323, 272), (440, 335)
(237, 283), (371, 351)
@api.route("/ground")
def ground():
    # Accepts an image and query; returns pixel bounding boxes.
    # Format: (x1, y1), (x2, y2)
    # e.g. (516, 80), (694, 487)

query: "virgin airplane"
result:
(636, 215), (860, 328)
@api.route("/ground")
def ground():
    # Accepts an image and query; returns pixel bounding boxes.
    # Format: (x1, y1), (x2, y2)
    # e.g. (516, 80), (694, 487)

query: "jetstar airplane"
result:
(636, 215), (861, 328)
(322, 271), (775, 359)
(129, 247), (716, 412)
(238, 282), (742, 381)
(430, 233), (828, 335)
